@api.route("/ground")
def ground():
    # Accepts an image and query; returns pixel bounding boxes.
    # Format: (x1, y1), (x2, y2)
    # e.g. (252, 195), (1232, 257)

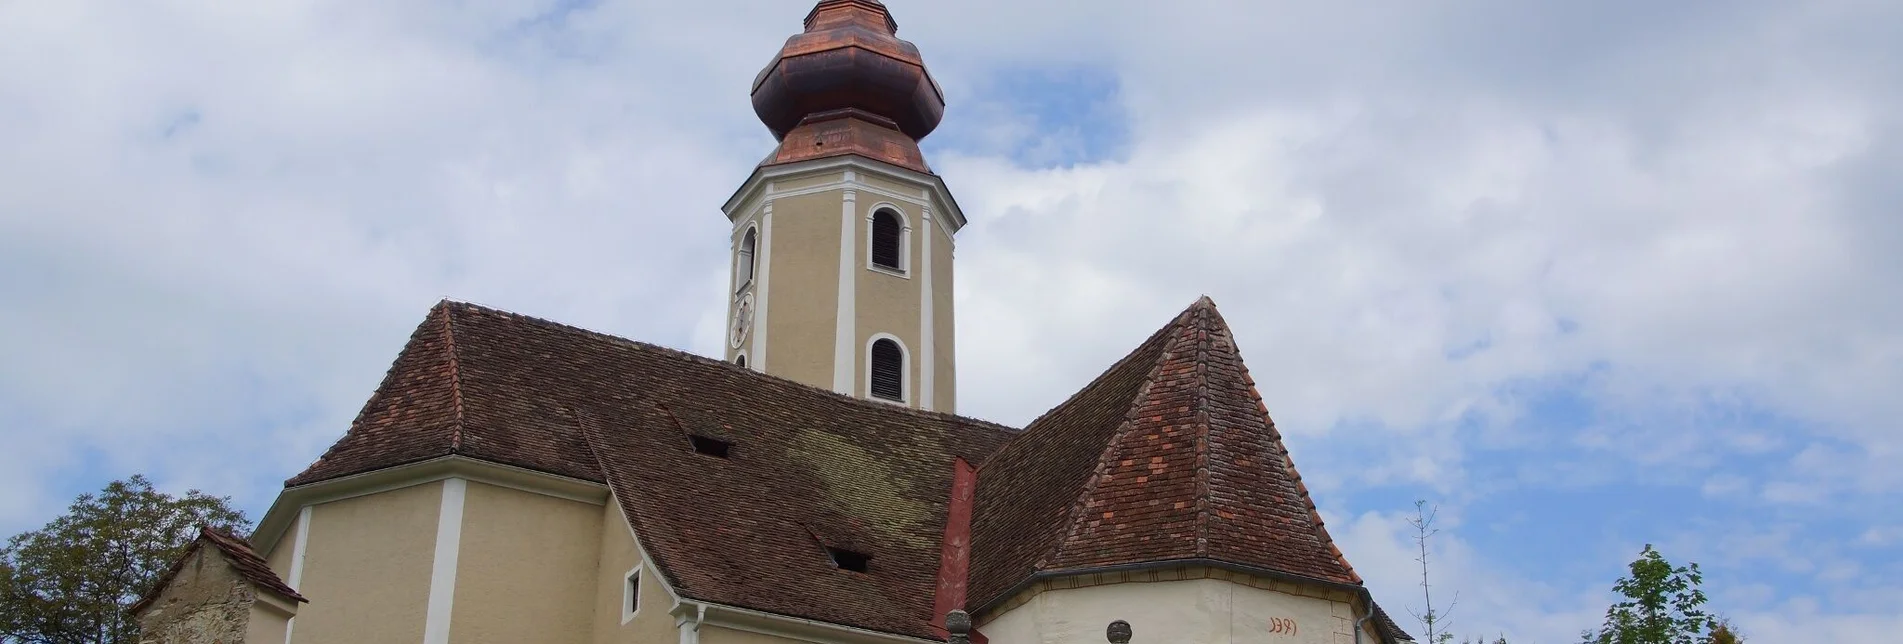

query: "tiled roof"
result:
(1375, 602), (1417, 642)
(284, 298), (1404, 640)
(968, 297), (1362, 611)
(131, 526), (306, 616)
(293, 301), (1014, 639)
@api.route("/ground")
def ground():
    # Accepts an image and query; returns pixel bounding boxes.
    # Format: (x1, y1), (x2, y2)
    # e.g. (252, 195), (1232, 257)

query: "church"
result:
(132, 2), (1416, 643)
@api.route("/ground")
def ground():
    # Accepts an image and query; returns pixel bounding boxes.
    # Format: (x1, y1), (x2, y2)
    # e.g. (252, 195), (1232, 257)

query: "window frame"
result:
(864, 205), (911, 278)
(621, 564), (643, 624)
(864, 334), (909, 404)
(735, 224), (759, 293)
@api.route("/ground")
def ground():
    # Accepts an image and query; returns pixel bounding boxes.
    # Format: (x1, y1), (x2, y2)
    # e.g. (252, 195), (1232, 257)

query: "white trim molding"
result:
(722, 155), (966, 240)
(863, 333), (910, 406)
(281, 506), (312, 644)
(832, 188), (858, 395)
(422, 478), (467, 644)
(670, 599), (935, 644)
(254, 456), (610, 558)
(864, 203), (912, 278)
(918, 206), (935, 412)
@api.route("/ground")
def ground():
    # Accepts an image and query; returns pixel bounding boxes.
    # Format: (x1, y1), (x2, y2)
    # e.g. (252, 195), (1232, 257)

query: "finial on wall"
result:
(1107, 619), (1132, 643)
(946, 610), (971, 644)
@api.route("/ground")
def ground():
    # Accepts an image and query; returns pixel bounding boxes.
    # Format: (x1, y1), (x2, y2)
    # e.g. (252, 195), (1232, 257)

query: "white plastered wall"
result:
(981, 576), (1369, 644)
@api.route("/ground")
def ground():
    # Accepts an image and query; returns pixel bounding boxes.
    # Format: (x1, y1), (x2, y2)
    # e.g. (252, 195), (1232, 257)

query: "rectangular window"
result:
(621, 566), (642, 624)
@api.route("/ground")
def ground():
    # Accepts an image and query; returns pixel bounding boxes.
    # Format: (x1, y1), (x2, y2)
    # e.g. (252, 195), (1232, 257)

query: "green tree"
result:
(0, 475), (249, 644)
(1580, 544), (1715, 644)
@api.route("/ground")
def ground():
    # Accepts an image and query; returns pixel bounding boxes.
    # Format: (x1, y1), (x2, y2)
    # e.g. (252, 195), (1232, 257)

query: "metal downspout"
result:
(1353, 589), (1377, 644)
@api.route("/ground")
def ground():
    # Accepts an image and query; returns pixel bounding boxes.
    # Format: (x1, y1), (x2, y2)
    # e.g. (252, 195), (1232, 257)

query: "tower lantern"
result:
(721, 0), (965, 412)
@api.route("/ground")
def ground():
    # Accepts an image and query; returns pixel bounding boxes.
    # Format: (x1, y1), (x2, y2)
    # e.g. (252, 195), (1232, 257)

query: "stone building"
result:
(132, 527), (307, 644)
(140, 1), (1417, 642)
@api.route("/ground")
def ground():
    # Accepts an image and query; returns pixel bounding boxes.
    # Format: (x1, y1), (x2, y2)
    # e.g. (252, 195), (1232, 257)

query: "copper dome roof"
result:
(751, 0), (946, 143)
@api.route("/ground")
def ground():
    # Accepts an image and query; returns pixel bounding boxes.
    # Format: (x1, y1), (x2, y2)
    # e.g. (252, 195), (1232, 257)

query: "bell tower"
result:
(722, 0), (964, 413)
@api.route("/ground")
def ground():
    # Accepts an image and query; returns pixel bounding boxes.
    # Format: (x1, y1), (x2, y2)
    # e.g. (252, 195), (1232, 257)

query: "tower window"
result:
(870, 209), (903, 272)
(869, 338), (904, 402)
(735, 226), (758, 291)
(827, 547), (871, 573)
(734, 354), (748, 368)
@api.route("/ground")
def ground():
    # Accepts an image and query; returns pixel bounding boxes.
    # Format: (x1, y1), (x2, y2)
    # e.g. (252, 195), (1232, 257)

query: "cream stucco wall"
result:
(449, 481), (603, 644)
(592, 499), (679, 644)
(980, 571), (1388, 644)
(289, 481), (441, 644)
(757, 189), (845, 390)
(246, 599), (294, 644)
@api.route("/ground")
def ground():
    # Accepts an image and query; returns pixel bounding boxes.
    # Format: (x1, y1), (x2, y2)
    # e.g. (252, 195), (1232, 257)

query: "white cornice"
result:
(254, 456), (610, 558)
(670, 599), (936, 644)
(723, 156), (967, 238)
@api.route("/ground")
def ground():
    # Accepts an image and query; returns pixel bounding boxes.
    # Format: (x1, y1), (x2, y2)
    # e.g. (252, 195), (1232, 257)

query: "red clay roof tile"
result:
(131, 526), (306, 617)
(968, 297), (1362, 613)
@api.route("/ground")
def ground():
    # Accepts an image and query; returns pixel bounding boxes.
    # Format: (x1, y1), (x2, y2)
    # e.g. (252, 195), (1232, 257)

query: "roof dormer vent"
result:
(827, 547), (870, 572)
(689, 435), (732, 458)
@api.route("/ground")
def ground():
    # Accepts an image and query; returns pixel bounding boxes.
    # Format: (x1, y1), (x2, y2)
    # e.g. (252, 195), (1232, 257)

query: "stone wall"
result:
(137, 548), (253, 644)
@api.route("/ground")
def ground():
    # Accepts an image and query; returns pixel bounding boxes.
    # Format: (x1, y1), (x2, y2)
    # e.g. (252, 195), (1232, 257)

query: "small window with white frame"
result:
(621, 565), (642, 624)
(735, 225), (758, 292)
(868, 207), (908, 275)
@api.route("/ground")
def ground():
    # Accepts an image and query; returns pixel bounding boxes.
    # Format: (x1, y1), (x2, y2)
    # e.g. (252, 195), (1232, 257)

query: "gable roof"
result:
(291, 301), (1015, 640)
(967, 297), (1362, 611)
(131, 526), (306, 616)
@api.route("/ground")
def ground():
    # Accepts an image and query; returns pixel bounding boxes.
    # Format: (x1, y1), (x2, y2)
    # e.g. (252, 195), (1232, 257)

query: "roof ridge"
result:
(1038, 305), (1195, 569)
(1200, 299), (1364, 586)
(437, 300), (1021, 437)
(440, 300), (468, 452)
(1189, 302), (1214, 560)
(284, 300), (461, 488)
(992, 308), (1188, 451)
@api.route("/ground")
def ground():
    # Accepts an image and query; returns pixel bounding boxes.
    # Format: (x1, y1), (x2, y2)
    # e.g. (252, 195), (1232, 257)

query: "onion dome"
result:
(750, 0), (946, 173)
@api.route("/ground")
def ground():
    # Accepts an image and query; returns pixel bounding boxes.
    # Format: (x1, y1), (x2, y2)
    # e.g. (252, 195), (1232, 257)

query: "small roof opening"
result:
(689, 435), (732, 458)
(827, 547), (870, 573)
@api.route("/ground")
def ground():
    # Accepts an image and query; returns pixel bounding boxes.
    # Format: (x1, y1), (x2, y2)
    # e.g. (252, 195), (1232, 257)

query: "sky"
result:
(1, 0), (1899, 641)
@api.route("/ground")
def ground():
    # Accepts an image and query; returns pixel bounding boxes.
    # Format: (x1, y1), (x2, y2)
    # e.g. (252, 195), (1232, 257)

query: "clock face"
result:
(729, 293), (755, 349)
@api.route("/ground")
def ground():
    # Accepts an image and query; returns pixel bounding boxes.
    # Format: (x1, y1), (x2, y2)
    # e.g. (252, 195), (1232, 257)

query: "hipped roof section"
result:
(967, 297), (1362, 611)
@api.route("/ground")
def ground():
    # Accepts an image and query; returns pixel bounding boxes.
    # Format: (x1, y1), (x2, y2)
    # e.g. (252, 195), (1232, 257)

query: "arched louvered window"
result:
(869, 338), (904, 402)
(871, 209), (903, 272)
(735, 227), (757, 291)
(734, 354), (747, 368)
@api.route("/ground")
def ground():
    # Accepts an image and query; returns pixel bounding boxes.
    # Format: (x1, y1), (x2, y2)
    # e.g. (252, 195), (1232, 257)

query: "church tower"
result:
(722, 0), (964, 412)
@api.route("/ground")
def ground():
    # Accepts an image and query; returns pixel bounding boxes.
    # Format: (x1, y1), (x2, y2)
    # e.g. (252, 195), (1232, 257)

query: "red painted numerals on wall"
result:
(1267, 617), (1299, 635)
